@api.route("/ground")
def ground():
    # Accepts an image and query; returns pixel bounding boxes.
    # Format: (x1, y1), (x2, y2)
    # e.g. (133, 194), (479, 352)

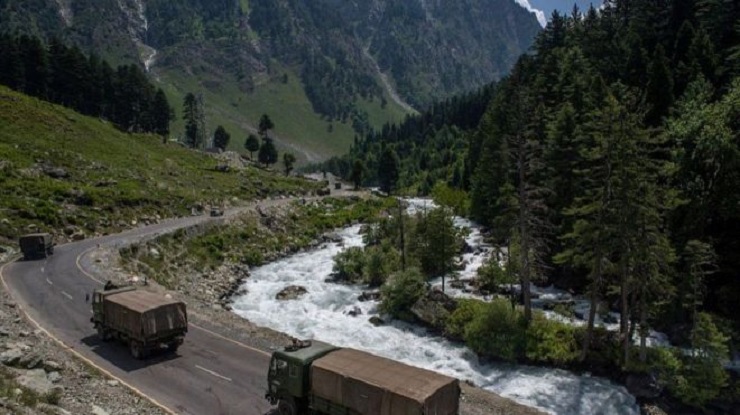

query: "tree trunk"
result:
(639, 288), (648, 362)
(518, 135), (532, 323)
(581, 283), (598, 362)
(620, 258), (630, 368)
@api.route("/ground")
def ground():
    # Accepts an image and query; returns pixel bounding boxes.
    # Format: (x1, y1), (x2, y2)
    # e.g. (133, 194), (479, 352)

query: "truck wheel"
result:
(96, 327), (111, 342)
(130, 342), (143, 359)
(277, 398), (296, 415)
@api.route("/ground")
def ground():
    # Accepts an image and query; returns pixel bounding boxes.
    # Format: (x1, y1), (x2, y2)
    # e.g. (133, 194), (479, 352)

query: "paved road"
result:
(1, 211), (281, 415)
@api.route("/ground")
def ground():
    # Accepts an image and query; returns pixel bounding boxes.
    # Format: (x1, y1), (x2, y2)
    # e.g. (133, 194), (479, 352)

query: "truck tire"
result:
(96, 327), (111, 342)
(277, 398), (296, 415)
(130, 341), (144, 359)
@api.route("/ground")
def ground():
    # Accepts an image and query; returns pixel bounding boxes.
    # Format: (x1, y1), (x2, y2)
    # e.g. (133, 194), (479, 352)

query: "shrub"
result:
(667, 313), (730, 408)
(363, 243), (400, 287)
(476, 259), (514, 292)
(333, 246), (366, 282)
(445, 299), (486, 341)
(525, 313), (578, 364)
(380, 267), (426, 320)
(464, 298), (525, 361)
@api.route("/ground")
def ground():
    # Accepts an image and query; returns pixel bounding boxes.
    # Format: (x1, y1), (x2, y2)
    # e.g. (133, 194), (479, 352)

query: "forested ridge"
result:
(0, 34), (172, 135)
(0, 0), (541, 145)
(321, 0), (740, 410)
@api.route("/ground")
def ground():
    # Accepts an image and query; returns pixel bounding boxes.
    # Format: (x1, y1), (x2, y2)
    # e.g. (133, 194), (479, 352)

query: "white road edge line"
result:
(0, 258), (177, 415)
(60, 291), (73, 300)
(76, 244), (271, 357)
(196, 365), (233, 382)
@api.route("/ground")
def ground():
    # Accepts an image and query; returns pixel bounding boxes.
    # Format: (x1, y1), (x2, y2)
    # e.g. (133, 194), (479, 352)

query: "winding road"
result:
(1, 211), (282, 415)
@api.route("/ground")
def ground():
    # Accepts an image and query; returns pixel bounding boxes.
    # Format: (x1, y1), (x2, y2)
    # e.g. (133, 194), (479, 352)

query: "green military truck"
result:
(19, 233), (54, 260)
(91, 286), (188, 359)
(265, 340), (460, 415)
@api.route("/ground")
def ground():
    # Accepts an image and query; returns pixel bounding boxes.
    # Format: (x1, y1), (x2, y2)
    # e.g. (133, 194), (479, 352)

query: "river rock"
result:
(410, 290), (456, 331)
(358, 291), (381, 302)
(275, 285), (308, 301)
(368, 316), (385, 326)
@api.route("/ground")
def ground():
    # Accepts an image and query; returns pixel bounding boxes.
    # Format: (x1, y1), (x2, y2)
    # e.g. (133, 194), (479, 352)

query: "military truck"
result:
(91, 286), (188, 359)
(19, 233), (54, 260)
(265, 340), (460, 415)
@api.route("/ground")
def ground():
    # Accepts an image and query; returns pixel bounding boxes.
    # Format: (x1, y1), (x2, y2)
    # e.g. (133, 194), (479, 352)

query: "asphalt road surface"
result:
(1, 211), (281, 415)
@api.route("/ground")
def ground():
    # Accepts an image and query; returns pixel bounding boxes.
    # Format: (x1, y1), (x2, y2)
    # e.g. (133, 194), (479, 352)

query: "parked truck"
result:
(91, 286), (188, 359)
(19, 233), (54, 260)
(265, 340), (460, 415)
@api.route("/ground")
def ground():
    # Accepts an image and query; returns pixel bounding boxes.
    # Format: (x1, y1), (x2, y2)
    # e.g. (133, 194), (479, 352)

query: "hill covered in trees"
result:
(321, 0), (740, 410)
(0, 0), (541, 159)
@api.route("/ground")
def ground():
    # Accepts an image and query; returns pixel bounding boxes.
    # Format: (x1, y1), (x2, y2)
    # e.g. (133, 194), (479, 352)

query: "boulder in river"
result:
(410, 290), (457, 331)
(275, 285), (308, 301)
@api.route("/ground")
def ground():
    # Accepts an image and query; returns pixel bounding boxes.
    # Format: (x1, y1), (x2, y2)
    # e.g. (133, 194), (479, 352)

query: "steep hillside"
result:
(0, 85), (317, 244)
(0, 0), (540, 160)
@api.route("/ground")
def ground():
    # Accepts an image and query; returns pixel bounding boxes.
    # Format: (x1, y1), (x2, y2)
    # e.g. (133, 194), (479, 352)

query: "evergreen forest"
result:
(0, 34), (173, 136)
(319, 0), (740, 409)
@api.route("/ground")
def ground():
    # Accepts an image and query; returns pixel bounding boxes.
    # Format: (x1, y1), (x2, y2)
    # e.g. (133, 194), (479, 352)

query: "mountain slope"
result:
(0, 0), (541, 161)
(0, 85), (316, 243)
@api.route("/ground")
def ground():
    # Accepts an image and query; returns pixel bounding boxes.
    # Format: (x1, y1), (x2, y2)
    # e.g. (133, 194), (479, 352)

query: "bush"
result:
(464, 298), (525, 361)
(446, 299), (486, 341)
(667, 313), (730, 408)
(525, 313), (578, 364)
(476, 259), (514, 292)
(380, 267), (426, 320)
(333, 246), (366, 282)
(362, 243), (400, 287)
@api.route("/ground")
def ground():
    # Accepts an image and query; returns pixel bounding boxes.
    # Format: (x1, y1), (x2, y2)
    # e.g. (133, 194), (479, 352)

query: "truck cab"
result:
(266, 340), (338, 414)
(19, 233), (54, 260)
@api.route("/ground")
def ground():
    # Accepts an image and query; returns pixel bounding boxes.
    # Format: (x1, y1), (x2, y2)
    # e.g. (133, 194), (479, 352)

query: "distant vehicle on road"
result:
(317, 188), (331, 196)
(265, 339), (460, 415)
(91, 286), (188, 359)
(210, 208), (224, 217)
(19, 233), (54, 260)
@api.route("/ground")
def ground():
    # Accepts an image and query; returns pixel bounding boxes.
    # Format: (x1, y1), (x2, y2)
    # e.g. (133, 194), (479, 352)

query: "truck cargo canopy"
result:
(106, 290), (182, 313)
(311, 348), (459, 415)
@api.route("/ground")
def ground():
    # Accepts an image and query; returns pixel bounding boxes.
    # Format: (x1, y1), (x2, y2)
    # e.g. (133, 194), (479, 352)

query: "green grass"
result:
(122, 196), (396, 288)
(156, 63), (409, 164)
(0, 86), (319, 242)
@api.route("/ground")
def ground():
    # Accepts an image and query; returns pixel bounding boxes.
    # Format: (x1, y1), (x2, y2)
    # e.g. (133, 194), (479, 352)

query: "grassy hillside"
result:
(158, 65), (408, 164)
(0, 86), (318, 244)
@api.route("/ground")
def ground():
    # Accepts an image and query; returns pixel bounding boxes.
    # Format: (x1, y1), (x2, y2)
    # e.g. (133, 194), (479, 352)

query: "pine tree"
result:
(378, 145), (400, 194)
(258, 113), (274, 137)
(350, 159), (365, 189)
(213, 125), (230, 150)
(183, 92), (200, 148)
(152, 88), (173, 140)
(283, 152), (296, 175)
(244, 134), (260, 160)
(258, 137), (278, 167)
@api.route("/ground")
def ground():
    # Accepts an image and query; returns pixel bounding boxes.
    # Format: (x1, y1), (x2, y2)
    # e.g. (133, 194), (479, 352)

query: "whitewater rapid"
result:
(230, 210), (639, 414)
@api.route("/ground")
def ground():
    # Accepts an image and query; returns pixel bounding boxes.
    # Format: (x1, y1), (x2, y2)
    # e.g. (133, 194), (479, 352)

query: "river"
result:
(230, 200), (639, 415)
